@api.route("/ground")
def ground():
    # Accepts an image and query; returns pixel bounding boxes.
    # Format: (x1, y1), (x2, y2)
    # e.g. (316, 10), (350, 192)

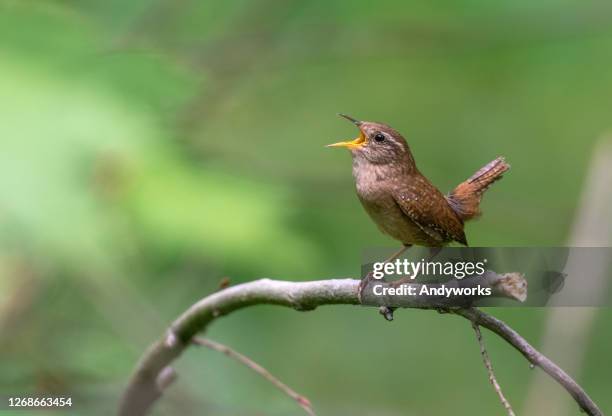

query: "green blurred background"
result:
(1, 1), (611, 415)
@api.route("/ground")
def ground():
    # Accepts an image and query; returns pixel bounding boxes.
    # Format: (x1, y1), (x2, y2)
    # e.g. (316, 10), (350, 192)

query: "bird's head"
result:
(327, 114), (414, 166)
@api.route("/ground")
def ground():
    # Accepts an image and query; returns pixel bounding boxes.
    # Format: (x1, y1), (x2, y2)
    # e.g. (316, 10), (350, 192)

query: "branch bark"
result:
(118, 276), (602, 416)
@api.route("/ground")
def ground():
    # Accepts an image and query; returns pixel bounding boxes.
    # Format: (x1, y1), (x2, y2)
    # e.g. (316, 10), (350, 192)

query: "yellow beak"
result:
(327, 131), (366, 149)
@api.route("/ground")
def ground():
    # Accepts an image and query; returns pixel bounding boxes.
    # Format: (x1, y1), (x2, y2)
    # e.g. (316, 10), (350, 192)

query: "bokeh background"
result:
(1, 1), (611, 415)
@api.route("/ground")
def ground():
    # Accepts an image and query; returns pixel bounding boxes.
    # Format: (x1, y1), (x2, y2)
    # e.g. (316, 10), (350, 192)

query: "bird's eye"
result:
(374, 133), (385, 142)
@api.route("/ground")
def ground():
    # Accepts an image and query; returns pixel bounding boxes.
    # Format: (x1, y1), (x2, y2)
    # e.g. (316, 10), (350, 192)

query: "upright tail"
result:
(447, 156), (510, 221)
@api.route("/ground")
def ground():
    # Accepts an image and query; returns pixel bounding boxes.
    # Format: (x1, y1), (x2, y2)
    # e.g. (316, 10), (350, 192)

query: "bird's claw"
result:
(357, 278), (367, 304)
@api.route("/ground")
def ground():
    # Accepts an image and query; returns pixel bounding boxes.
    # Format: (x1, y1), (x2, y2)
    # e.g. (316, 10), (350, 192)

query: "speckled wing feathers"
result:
(392, 174), (468, 246)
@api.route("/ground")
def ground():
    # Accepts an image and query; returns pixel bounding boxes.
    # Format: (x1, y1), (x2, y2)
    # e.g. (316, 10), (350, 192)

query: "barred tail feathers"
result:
(447, 156), (510, 221)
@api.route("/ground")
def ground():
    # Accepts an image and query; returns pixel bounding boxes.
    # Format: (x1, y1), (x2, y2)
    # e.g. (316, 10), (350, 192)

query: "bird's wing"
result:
(392, 175), (468, 245)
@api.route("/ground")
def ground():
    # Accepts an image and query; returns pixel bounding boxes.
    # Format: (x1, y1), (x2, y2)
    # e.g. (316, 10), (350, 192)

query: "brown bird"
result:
(328, 114), (510, 295)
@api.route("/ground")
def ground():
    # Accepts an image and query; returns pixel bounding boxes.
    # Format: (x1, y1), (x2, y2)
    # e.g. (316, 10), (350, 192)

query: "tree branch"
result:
(471, 322), (515, 416)
(118, 276), (602, 416)
(193, 337), (316, 416)
(455, 307), (603, 416)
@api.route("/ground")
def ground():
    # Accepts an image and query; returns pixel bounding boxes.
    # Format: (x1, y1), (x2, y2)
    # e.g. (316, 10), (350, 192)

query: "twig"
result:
(118, 277), (602, 416)
(471, 322), (515, 416)
(193, 337), (316, 416)
(456, 307), (602, 416)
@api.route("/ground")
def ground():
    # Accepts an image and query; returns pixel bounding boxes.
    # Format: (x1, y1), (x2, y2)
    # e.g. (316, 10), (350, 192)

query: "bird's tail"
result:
(447, 156), (510, 221)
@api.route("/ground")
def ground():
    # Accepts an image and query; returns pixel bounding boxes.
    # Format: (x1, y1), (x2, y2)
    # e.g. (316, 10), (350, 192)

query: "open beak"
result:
(327, 114), (366, 149)
(326, 131), (366, 149)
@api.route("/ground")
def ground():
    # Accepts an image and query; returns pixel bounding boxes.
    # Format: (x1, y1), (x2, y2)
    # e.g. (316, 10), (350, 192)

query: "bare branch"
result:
(471, 322), (515, 416)
(155, 366), (177, 392)
(193, 337), (316, 416)
(118, 276), (602, 416)
(456, 307), (603, 416)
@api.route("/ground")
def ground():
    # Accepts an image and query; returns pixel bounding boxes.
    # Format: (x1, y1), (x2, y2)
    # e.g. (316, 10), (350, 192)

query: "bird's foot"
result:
(357, 273), (372, 304)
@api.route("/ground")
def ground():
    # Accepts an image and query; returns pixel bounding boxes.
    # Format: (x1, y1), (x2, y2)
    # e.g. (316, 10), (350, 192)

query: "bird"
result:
(327, 114), (510, 298)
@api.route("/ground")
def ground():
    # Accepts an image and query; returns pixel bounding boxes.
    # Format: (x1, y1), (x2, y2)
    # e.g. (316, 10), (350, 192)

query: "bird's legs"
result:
(358, 244), (412, 303)
(385, 244), (413, 264)
(389, 246), (443, 287)
(378, 246), (444, 321)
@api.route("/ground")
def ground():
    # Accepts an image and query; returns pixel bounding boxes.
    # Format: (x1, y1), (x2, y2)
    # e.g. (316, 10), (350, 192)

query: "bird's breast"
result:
(353, 167), (433, 245)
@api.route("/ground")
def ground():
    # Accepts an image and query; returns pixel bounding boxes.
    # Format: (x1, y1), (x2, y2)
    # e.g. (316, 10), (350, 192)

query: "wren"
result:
(328, 114), (510, 299)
